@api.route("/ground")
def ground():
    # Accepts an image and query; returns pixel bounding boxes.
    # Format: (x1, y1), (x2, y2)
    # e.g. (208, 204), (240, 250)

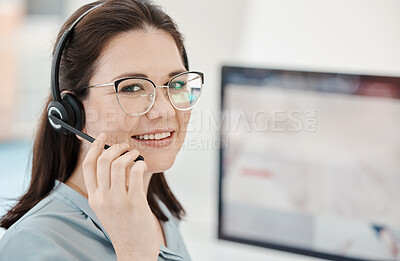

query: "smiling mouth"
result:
(131, 130), (175, 147)
(133, 131), (172, 140)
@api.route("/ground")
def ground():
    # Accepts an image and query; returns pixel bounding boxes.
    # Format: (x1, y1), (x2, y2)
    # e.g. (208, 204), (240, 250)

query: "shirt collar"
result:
(53, 180), (111, 241)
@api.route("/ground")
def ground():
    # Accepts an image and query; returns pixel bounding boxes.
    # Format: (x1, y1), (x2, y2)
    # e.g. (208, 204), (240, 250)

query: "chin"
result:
(145, 158), (175, 174)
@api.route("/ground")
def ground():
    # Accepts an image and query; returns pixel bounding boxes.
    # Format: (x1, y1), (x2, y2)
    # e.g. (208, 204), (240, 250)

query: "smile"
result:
(131, 129), (175, 147)
(133, 131), (172, 140)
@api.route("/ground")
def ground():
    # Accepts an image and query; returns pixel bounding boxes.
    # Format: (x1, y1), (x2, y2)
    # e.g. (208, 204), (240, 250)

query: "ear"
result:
(61, 90), (74, 95)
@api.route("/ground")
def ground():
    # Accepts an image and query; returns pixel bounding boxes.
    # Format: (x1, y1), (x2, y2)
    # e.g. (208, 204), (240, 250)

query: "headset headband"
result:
(50, 1), (189, 102)
(50, 3), (104, 102)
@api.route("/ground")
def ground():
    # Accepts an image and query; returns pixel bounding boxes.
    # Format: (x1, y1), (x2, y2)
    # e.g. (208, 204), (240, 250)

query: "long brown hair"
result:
(1, 0), (187, 229)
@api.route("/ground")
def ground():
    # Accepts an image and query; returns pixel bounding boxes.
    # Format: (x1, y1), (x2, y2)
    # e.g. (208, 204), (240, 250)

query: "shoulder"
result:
(6, 190), (84, 235)
(0, 225), (75, 260)
(0, 189), (93, 260)
(0, 194), (78, 260)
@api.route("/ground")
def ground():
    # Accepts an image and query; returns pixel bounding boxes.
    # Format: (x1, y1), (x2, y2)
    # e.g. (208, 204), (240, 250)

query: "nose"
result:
(145, 86), (176, 120)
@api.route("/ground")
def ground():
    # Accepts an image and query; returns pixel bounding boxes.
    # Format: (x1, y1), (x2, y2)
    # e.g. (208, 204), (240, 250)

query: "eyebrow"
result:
(111, 70), (187, 82)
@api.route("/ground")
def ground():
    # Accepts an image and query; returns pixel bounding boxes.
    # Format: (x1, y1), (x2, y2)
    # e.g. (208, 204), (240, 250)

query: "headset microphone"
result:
(46, 3), (144, 162)
(48, 115), (144, 161)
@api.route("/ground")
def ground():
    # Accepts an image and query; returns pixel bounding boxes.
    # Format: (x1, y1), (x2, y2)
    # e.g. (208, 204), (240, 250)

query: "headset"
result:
(47, 3), (103, 137)
(46, 2), (189, 160)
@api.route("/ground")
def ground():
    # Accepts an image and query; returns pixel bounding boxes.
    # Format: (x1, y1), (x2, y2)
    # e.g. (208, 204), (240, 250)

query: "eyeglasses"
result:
(87, 71), (204, 116)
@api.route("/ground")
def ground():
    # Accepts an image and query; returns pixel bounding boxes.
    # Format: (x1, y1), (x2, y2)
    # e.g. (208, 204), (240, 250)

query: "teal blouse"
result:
(0, 181), (191, 260)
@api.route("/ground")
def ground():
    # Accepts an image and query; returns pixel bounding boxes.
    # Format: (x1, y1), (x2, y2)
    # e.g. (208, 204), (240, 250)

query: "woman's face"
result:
(82, 29), (191, 173)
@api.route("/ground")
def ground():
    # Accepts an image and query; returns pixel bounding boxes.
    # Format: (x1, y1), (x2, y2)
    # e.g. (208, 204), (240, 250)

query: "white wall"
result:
(235, 0), (400, 74)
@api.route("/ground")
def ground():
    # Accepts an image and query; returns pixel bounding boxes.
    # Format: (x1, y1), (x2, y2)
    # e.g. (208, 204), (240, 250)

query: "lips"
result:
(131, 128), (175, 147)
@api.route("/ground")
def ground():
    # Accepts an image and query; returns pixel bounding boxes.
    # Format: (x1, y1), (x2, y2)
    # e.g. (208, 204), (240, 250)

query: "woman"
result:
(0, 0), (203, 260)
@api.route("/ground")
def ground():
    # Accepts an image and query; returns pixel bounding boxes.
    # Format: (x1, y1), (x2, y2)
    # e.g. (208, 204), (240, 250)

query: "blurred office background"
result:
(1, 0), (399, 260)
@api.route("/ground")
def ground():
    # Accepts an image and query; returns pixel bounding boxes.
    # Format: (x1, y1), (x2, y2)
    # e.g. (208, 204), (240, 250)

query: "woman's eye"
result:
(120, 84), (143, 92)
(170, 80), (186, 89)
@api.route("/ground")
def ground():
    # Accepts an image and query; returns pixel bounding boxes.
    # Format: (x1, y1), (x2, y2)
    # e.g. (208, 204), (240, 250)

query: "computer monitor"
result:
(218, 65), (400, 261)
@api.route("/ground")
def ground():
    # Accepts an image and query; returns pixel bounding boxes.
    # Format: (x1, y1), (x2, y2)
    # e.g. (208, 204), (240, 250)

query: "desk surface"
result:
(180, 221), (323, 261)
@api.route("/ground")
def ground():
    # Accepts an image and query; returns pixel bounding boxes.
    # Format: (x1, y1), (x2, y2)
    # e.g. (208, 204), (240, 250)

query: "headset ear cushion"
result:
(47, 100), (71, 134)
(61, 93), (85, 131)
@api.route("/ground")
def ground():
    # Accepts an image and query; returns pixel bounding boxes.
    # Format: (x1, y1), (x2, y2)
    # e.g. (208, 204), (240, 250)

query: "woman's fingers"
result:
(96, 143), (130, 191)
(82, 133), (106, 195)
(128, 160), (147, 196)
(83, 133), (145, 198)
(110, 149), (140, 192)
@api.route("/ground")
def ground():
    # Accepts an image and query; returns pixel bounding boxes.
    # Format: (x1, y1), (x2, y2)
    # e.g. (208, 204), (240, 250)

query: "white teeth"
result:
(134, 132), (172, 140)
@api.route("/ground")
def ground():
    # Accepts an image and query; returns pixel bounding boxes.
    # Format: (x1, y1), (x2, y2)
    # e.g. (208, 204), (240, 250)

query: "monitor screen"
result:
(218, 65), (400, 261)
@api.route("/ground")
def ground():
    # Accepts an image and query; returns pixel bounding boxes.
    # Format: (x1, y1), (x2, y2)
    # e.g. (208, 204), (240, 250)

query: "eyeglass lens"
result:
(116, 72), (202, 115)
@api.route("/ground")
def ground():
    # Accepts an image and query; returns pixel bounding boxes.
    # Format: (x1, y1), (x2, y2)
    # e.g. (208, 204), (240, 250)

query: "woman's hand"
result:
(82, 133), (159, 261)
